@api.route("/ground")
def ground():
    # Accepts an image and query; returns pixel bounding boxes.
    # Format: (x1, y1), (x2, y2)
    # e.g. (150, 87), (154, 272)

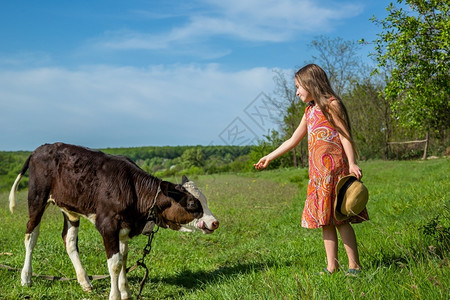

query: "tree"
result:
(343, 76), (392, 159)
(371, 0), (450, 135)
(181, 148), (205, 168)
(307, 35), (364, 95)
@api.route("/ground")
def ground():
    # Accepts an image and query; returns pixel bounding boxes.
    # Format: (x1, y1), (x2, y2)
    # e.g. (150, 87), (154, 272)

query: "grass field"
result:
(0, 158), (449, 299)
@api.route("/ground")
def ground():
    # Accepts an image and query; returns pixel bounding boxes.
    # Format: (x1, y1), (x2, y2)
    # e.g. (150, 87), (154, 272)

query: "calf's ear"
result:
(181, 175), (190, 185)
(161, 181), (183, 201)
(160, 181), (170, 196)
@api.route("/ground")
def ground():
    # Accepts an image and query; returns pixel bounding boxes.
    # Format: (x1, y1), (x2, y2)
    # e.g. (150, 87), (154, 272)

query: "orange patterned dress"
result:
(301, 103), (368, 229)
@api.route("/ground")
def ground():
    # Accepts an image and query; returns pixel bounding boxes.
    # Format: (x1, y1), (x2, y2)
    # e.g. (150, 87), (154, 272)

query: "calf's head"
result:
(156, 180), (203, 231)
(180, 176), (219, 234)
(155, 176), (219, 234)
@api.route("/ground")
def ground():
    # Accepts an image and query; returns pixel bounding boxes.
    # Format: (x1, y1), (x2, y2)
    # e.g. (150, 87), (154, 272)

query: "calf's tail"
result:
(9, 156), (31, 214)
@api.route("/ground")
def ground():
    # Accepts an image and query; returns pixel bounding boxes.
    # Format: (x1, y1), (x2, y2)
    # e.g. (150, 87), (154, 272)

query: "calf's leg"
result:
(118, 232), (131, 300)
(22, 186), (49, 286)
(107, 251), (123, 300)
(62, 213), (93, 292)
(101, 226), (122, 300)
(21, 223), (40, 286)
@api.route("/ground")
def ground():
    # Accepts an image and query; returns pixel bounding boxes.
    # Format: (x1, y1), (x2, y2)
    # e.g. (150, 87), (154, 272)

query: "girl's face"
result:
(295, 80), (313, 103)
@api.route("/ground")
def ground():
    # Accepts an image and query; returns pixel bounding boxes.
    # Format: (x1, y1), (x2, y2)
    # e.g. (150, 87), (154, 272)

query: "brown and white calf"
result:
(9, 143), (219, 300)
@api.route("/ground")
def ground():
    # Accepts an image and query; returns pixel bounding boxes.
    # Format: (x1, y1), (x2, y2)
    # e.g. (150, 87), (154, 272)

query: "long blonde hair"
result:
(295, 64), (355, 150)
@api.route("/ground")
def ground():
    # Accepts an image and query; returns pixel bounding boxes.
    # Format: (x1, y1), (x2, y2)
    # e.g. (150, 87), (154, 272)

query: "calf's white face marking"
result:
(181, 180), (219, 234)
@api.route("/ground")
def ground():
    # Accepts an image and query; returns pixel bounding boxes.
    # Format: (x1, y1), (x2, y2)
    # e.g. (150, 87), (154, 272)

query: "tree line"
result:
(102, 145), (253, 176)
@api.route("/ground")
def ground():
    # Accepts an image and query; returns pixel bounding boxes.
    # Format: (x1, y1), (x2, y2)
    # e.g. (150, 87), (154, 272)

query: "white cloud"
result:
(0, 64), (281, 150)
(97, 0), (363, 52)
(0, 52), (53, 68)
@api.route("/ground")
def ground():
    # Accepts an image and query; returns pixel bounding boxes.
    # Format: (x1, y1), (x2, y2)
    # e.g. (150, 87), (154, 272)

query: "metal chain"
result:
(138, 224), (159, 264)
(127, 224), (159, 299)
(132, 185), (162, 298)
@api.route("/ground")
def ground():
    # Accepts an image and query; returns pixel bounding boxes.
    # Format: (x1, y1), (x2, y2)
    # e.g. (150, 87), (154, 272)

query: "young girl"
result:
(254, 64), (368, 274)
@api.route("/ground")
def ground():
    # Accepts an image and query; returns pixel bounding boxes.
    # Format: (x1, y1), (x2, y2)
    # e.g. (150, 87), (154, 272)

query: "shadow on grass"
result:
(127, 260), (295, 290)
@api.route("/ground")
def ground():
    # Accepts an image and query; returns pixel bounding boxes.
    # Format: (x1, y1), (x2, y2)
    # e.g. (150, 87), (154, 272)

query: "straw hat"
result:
(334, 174), (369, 221)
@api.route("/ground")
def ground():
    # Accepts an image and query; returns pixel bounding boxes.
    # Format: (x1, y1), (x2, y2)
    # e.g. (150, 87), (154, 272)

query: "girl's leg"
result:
(336, 223), (361, 270)
(322, 225), (339, 272)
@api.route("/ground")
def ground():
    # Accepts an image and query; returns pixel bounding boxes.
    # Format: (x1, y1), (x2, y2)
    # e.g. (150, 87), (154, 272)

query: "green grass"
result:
(0, 158), (449, 299)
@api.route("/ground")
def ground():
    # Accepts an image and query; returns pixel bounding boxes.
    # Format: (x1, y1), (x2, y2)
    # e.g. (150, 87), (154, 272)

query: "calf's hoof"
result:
(21, 273), (32, 287)
(81, 282), (94, 292)
(21, 280), (32, 287)
(82, 285), (93, 293)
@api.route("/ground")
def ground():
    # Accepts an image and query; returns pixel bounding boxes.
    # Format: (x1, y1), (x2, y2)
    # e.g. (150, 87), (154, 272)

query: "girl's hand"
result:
(254, 156), (270, 170)
(349, 163), (363, 180)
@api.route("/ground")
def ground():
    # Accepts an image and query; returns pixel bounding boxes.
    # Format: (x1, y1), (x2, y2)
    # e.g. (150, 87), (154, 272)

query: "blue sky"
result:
(0, 0), (392, 151)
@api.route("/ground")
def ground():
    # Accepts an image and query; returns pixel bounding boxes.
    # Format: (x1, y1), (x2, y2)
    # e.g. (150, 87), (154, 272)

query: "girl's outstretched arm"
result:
(254, 114), (307, 170)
